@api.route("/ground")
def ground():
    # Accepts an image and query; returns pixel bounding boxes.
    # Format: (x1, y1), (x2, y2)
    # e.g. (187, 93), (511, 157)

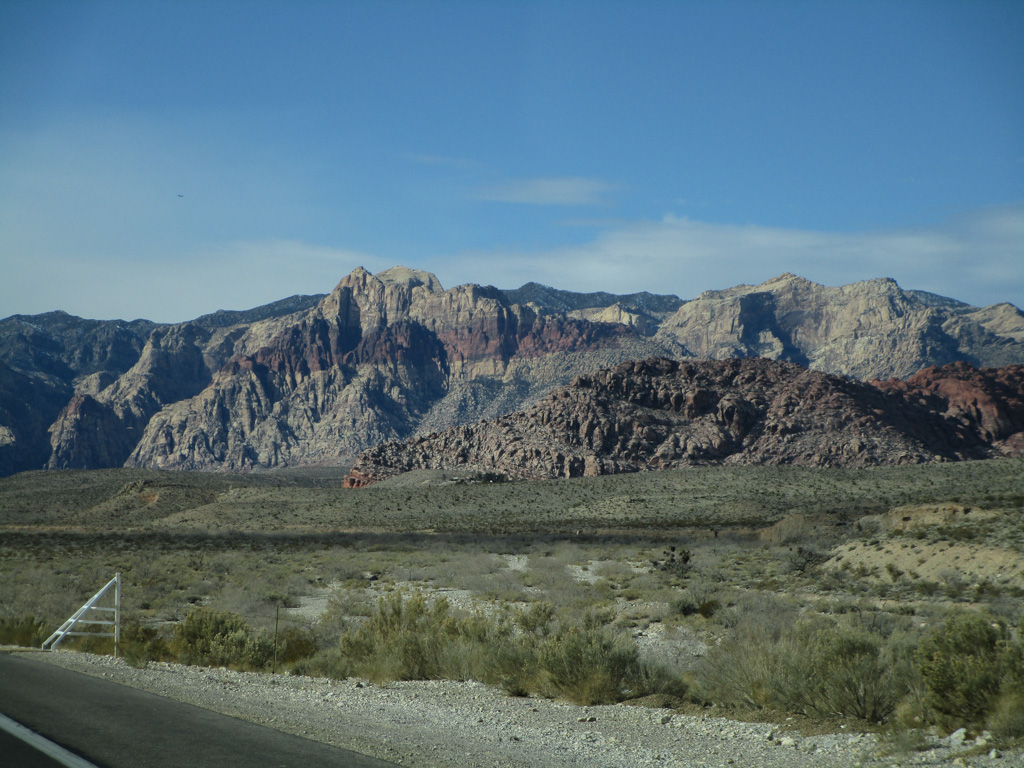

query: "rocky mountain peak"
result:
(375, 266), (444, 293)
(2, 269), (1022, 477)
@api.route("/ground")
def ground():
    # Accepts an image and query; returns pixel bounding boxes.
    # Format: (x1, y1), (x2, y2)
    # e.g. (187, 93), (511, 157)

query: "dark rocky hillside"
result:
(345, 358), (1024, 485)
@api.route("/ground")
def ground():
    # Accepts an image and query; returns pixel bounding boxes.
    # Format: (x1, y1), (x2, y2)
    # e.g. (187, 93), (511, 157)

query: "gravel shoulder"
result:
(20, 650), (1018, 768)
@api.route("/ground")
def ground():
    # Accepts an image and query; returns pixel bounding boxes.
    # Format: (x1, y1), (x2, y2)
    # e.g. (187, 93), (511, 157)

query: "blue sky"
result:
(1, 0), (1021, 322)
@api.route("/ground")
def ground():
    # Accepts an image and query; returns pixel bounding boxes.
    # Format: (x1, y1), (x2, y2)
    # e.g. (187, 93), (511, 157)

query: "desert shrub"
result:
(290, 646), (354, 679)
(0, 615), (49, 647)
(671, 597), (699, 617)
(988, 691), (1024, 742)
(274, 625), (319, 666)
(334, 592), (515, 683)
(697, 619), (802, 710)
(338, 592), (449, 681)
(887, 686), (932, 738)
(915, 612), (1010, 729)
(514, 601), (555, 635)
(120, 617), (170, 668)
(672, 578), (722, 619)
(170, 608), (273, 670)
(939, 570), (967, 600)
(699, 617), (912, 721)
(480, 637), (541, 696)
(800, 625), (910, 722)
(782, 546), (830, 574)
(652, 546), (692, 577)
(697, 599), (721, 619)
(327, 593), (671, 705)
(628, 658), (691, 703)
(538, 625), (642, 705)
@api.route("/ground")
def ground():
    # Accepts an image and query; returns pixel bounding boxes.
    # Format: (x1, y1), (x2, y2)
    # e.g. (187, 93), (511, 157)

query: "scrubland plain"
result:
(2, 459), (1023, 755)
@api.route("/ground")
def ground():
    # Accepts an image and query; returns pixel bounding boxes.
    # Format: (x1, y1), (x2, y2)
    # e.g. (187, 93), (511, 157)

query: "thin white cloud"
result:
(435, 203), (1024, 308)
(476, 177), (616, 206)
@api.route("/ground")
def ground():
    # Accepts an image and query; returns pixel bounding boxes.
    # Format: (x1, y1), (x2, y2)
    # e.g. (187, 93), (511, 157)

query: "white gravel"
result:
(31, 651), (1020, 768)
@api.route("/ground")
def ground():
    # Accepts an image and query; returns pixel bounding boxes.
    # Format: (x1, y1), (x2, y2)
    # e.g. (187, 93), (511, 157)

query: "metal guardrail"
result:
(42, 573), (122, 656)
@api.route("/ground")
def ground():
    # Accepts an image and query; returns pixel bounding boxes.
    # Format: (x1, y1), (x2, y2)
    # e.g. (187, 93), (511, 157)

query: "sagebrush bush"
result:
(336, 592), (513, 683)
(801, 626), (909, 722)
(308, 591), (682, 705)
(289, 646), (354, 679)
(539, 625), (641, 705)
(120, 616), (169, 668)
(698, 617), (911, 721)
(171, 608), (273, 670)
(481, 637), (540, 696)
(697, 618), (802, 710)
(0, 615), (49, 647)
(274, 625), (319, 667)
(988, 691), (1024, 742)
(697, 599), (721, 619)
(915, 612), (1008, 729)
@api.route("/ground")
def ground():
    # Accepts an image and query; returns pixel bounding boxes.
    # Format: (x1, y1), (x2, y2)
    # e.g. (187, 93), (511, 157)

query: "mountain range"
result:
(2, 267), (1022, 478)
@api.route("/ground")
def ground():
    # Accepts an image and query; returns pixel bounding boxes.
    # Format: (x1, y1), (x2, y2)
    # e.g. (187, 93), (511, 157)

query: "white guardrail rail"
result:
(42, 573), (122, 655)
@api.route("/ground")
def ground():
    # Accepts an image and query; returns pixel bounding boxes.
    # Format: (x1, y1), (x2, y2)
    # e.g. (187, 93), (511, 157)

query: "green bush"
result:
(538, 625), (642, 705)
(671, 597), (699, 617)
(514, 601), (555, 635)
(915, 613), (1007, 729)
(0, 615), (49, 647)
(120, 617), (169, 668)
(274, 625), (319, 667)
(480, 637), (540, 696)
(315, 592), (678, 706)
(801, 626), (908, 722)
(170, 608), (273, 670)
(697, 599), (721, 619)
(988, 691), (1024, 742)
(652, 546), (692, 578)
(339, 592), (448, 681)
(697, 619), (803, 710)
(334, 592), (515, 683)
(290, 647), (354, 679)
(699, 618), (911, 721)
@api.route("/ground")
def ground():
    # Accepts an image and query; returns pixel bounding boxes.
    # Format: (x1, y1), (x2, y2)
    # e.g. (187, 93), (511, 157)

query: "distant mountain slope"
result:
(656, 273), (1024, 379)
(192, 294), (327, 327)
(2, 268), (1022, 476)
(345, 358), (1024, 485)
(501, 282), (685, 314)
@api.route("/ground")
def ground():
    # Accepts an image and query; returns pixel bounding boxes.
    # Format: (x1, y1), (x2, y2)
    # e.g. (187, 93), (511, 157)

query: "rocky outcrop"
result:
(346, 358), (1017, 484)
(47, 323), (217, 469)
(872, 362), (1024, 455)
(2, 268), (1023, 476)
(656, 274), (1024, 380)
(0, 313), (158, 475)
(0, 361), (72, 476)
(120, 268), (674, 471)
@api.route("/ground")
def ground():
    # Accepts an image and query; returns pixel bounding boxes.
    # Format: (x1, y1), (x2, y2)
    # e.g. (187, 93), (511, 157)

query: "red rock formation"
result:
(345, 358), (1016, 486)
(872, 362), (1024, 453)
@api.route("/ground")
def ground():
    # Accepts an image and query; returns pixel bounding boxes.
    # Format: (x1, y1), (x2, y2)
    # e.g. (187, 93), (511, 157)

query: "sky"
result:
(1, 0), (1022, 323)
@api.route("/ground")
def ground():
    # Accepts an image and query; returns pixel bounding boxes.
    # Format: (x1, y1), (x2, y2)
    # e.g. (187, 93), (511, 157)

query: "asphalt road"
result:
(0, 653), (397, 768)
